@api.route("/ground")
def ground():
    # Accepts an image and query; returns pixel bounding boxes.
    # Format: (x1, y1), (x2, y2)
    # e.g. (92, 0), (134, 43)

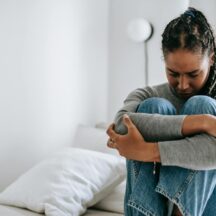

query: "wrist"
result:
(182, 114), (208, 136)
(152, 142), (161, 162)
(143, 142), (161, 162)
(202, 114), (212, 133)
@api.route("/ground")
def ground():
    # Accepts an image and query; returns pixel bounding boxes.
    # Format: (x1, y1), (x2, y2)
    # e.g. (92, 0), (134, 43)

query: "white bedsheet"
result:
(0, 205), (123, 216)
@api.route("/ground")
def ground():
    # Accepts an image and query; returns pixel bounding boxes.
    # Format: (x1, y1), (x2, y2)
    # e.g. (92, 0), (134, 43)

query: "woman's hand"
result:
(106, 114), (160, 162)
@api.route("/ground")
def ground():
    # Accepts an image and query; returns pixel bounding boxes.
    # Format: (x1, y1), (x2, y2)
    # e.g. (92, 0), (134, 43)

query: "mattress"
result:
(0, 205), (123, 216)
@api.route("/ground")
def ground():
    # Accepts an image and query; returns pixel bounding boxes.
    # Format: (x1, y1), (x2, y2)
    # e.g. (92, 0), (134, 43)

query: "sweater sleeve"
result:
(114, 86), (216, 170)
(158, 134), (216, 170)
(114, 87), (186, 141)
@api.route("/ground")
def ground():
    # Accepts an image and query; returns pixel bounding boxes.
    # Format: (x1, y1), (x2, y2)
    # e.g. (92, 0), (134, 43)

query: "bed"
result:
(0, 124), (125, 216)
(0, 205), (123, 216)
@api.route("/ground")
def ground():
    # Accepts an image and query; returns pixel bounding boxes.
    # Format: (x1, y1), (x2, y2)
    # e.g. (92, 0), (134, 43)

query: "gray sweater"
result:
(114, 83), (216, 170)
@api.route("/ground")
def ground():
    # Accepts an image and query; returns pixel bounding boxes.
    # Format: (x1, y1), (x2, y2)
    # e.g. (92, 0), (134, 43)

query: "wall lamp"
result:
(127, 18), (153, 86)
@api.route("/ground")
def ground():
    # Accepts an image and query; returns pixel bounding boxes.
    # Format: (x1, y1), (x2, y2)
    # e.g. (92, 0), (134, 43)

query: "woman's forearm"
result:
(182, 114), (216, 137)
(181, 114), (207, 136)
(150, 142), (161, 162)
(158, 134), (216, 170)
(116, 113), (215, 141)
(132, 114), (216, 164)
(141, 142), (161, 162)
(149, 115), (214, 164)
(115, 112), (186, 142)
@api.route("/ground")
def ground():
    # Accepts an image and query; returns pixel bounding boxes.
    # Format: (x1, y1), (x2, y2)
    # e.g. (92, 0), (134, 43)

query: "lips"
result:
(178, 92), (192, 95)
(177, 92), (193, 98)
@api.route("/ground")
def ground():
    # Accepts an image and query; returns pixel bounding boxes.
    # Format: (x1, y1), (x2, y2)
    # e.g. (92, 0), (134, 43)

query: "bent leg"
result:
(157, 96), (216, 216)
(180, 95), (216, 115)
(182, 96), (216, 215)
(202, 186), (216, 216)
(125, 98), (176, 216)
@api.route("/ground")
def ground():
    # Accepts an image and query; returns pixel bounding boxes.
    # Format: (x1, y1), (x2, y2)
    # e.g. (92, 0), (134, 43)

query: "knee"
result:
(137, 97), (176, 115)
(181, 96), (216, 115)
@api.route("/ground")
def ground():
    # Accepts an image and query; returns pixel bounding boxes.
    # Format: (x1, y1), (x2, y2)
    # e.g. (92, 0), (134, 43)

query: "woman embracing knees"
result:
(107, 7), (216, 216)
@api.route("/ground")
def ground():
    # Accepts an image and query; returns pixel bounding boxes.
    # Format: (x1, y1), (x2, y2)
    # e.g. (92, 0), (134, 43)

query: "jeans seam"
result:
(174, 170), (198, 198)
(127, 199), (156, 216)
(133, 161), (140, 179)
(155, 186), (190, 216)
(155, 170), (198, 216)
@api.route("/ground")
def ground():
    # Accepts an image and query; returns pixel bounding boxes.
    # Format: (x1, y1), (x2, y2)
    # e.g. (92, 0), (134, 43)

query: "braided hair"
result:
(162, 7), (216, 99)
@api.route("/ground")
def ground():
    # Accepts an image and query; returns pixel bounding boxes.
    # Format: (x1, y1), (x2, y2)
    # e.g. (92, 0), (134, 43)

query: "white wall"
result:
(0, 0), (108, 191)
(107, 0), (189, 121)
(107, 0), (216, 121)
(1, 0), (214, 192)
(190, 0), (216, 31)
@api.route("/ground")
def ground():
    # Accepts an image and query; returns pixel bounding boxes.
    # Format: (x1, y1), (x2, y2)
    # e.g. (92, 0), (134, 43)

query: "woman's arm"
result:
(158, 133), (216, 170)
(115, 112), (186, 142)
(107, 115), (161, 162)
(181, 114), (208, 136)
(114, 87), (186, 141)
(109, 114), (216, 170)
(115, 86), (216, 140)
(159, 114), (216, 170)
(108, 114), (216, 170)
(112, 86), (216, 170)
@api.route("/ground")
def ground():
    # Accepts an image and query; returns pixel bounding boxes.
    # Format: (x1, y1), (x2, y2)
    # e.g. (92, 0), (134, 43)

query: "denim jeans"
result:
(124, 96), (216, 216)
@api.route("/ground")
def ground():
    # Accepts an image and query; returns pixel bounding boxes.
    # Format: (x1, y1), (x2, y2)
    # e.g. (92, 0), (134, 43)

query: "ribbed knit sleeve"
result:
(113, 83), (216, 170)
(158, 134), (216, 170)
(114, 85), (186, 141)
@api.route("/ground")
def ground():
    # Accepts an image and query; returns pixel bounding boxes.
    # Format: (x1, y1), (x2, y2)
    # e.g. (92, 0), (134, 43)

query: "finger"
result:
(107, 138), (117, 149)
(123, 114), (135, 130)
(106, 123), (117, 139)
(106, 123), (114, 135)
(107, 139), (112, 148)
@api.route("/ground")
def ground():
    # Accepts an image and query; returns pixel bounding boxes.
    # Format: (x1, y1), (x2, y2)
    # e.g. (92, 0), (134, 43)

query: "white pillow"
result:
(0, 148), (126, 216)
(94, 180), (126, 214)
(73, 125), (119, 156)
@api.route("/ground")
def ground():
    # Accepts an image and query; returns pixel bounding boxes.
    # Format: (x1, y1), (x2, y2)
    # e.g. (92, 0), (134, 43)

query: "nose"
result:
(178, 75), (189, 91)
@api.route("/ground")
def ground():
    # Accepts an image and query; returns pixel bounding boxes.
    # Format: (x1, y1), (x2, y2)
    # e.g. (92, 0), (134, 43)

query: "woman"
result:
(107, 7), (216, 216)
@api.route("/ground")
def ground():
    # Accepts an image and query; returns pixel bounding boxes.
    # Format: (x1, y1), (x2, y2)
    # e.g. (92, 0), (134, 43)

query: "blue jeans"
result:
(124, 96), (216, 216)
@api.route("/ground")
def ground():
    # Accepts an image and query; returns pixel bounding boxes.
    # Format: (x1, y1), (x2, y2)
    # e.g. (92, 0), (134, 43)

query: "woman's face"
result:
(165, 49), (214, 99)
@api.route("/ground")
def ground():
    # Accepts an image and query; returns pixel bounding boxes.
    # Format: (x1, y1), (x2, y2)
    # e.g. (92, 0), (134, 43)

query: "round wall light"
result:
(127, 18), (153, 42)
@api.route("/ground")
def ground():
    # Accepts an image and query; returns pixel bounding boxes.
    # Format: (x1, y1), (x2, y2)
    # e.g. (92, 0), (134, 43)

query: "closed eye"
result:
(168, 72), (179, 77)
(188, 73), (199, 78)
(167, 68), (200, 78)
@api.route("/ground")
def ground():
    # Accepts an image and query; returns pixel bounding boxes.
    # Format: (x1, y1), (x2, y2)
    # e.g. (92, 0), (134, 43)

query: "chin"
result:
(177, 92), (195, 99)
(178, 95), (191, 99)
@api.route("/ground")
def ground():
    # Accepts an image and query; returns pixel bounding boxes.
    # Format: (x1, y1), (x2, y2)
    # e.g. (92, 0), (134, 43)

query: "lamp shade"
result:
(127, 18), (153, 42)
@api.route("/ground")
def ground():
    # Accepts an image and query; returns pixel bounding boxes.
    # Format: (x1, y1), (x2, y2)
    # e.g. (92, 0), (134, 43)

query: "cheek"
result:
(190, 76), (207, 90)
(190, 69), (210, 89)
(166, 75), (178, 87)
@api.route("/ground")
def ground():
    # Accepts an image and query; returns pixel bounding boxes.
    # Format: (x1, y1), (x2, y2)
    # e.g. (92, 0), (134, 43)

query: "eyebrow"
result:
(167, 68), (200, 74)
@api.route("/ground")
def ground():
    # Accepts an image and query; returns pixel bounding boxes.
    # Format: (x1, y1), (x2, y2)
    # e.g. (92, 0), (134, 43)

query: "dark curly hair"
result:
(162, 7), (216, 99)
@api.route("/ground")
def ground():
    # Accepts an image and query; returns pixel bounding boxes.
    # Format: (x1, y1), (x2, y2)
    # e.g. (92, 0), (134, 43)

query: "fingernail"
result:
(123, 114), (129, 118)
